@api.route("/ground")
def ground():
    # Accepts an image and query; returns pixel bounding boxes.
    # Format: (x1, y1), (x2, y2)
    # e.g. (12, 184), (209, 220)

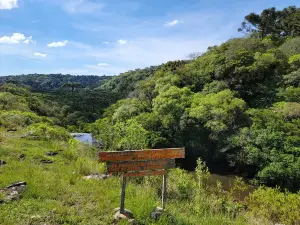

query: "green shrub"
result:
(246, 187), (300, 225)
(289, 54), (300, 69)
(0, 110), (51, 129)
(277, 86), (300, 102)
(26, 122), (71, 141)
(0, 92), (29, 111)
(280, 37), (300, 57)
(74, 157), (106, 176)
(168, 168), (196, 200)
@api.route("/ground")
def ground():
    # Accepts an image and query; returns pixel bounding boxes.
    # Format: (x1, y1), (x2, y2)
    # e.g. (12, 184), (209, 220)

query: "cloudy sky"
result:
(0, 0), (299, 76)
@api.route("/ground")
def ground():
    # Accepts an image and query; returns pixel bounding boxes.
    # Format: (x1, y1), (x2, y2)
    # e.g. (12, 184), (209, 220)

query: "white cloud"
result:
(117, 39), (127, 44)
(0, 0), (18, 10)
(34, 52), (47, 57)
(165, 19), (179, 26)
(47, 40), (68, 47)
(83, 37), (220, 70)
(97, 63), (109, 66)
(0, 33), (34, 44)
(23, 36), (35, 44)
(103, 41), (109, 44)
(23, 39), (30, 44)
(64, 0), (104, 14)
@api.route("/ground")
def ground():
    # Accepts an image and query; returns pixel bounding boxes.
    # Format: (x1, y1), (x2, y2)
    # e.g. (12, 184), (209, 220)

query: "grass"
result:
(0, 127), (298, 225)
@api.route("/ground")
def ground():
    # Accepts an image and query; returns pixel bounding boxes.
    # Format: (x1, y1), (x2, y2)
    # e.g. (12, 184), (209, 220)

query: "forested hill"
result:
(91, 6), (300, 192)
(0, 74), (111, 92)
(1, 5), (300, 192)
(99, 60), (190, 98)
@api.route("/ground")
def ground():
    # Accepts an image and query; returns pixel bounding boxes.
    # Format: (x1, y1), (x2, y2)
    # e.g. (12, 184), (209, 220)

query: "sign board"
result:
(107, 159), (175, 174)
(98, 148), (185, 214)
(99, 148), (185, 162)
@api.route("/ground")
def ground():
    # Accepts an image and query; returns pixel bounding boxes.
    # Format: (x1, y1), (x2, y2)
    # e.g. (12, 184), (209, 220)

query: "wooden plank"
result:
(120, 174), (126, 214)
(99, 148), (184, 162)
(125, 170), (167, 177)
(107, 159), (175, 173)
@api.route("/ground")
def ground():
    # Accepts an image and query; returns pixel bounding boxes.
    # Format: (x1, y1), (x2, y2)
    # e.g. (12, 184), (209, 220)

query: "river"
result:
(208, 173), (255, 200)
(71, 133), (94, 145)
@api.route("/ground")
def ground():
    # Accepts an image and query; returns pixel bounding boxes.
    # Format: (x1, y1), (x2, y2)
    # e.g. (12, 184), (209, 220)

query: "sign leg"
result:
(120, 173), (127, 214)
(162, 174), (167, 209)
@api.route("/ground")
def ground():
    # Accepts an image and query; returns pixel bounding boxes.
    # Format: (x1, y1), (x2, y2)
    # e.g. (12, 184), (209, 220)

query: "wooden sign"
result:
(107, 159), (175, 174)
(99, 148), (184, 162)
(98, 148), (185, 214)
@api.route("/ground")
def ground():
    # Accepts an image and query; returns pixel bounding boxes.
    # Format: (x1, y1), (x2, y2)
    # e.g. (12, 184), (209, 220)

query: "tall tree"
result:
(62, 82), (81, 94)
(238, 7), (279, 39)
(238, 6), (300, 39)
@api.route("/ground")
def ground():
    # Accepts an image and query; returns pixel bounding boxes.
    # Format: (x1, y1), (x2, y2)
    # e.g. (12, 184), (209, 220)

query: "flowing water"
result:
(71, 133), (94, 145)
(207, 173), (256, 201)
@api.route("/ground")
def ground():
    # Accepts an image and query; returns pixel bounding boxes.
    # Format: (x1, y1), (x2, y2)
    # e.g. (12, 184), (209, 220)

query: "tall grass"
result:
(1, 129), (299, 224)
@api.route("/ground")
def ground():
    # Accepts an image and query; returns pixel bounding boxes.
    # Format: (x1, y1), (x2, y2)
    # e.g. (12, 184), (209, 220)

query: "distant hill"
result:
(99, 60), (190, 98)
(0, 74), (112, 92)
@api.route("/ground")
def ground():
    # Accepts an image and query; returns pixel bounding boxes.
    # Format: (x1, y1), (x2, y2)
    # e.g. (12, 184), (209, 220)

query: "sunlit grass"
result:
(1, 128), (296, 225)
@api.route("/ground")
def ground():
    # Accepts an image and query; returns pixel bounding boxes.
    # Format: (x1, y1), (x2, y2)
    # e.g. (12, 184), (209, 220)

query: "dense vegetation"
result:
(0, 74), (110, 91)
(1, 5), (300, 224)
(1, 123), (299, 224)
(0, 77), (122, 130)
(100, 61), (189, 98)
(91, 6), (300, 192)
(239, 6), (300, 39)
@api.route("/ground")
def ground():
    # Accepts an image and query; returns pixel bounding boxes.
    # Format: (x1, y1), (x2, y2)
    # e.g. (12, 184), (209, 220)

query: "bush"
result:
(26, 123), (71, 141)
(277, 86), (300, 102)
(0, 92), (29, 111)
(280, 37), (300, 57)
(0, 110), (51, 129)
(246, 187), (300, 225)
(168, 168), (196, 200)
(289, 54), (300, 70)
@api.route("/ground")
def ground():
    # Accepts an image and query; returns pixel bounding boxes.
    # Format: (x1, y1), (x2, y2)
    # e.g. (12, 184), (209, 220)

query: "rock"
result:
(20, 133), (39, 140)
(113, 208), (134, 222)
(7, 128), (17, 132)
(128, 219), (137, 224)
(20, 154), (25, 160)
(45, 151), (58, 156)
(20, 133), (30, 138)
(40, 160), (53, 164)
(83, 174), (110, 180)
(30, 215), (41, 219)
(151, 207), (164, 220)
(0, 160), (6, 166)
(0, 181), (27, 203)
(6, 182), (27, 189)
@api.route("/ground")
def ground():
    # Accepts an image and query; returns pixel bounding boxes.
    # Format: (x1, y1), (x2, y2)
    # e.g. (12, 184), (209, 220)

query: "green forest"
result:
(1, 5), (300, 225)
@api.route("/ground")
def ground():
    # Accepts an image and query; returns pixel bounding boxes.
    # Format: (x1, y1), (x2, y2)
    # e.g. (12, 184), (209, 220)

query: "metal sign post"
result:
(162, 174), (167, 209)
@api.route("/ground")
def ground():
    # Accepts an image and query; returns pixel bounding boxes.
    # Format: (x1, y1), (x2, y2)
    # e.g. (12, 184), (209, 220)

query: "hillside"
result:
(99, 61), (190, 98)
(1, 4), (300, 225)
(1, 105), (299, 224)
(0, 86), (271, 224)
(91, 6), (300, 192)
(0, 74), (111, 92)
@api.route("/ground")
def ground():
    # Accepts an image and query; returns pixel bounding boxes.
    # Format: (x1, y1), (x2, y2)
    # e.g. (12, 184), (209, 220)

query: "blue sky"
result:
(0, 0), (299, 76)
